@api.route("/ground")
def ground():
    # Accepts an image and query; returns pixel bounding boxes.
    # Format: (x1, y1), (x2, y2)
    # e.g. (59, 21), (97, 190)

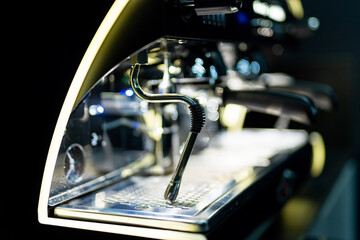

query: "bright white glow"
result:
(253, 1), (286, 22)
(196, 96), (207, 105)
(208, 112), (219, 121)
(221, 104), (247, 130)
(89, 105), (104, 115)
(260, 73), (295, 86)
(164, 104), (178, 121)
(89, 105), (97, 115)
(308, 17), (320, 30)
(97, 105), (104, 113)
(268, 5), (286, 22)
(169, 65), (181, 75)
(253, 0), (269, 16)
(125, 88), (134, 97)
(206, 99), (219, 113)
(91, 132), (99, 146)
(227, 77), (244, 90)
(95, 192), (106, 208)
(139, 100), (148, 113)
(195, 57), (203, 65)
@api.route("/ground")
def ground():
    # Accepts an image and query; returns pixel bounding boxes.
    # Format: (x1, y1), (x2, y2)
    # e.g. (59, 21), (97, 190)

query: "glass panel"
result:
(48, 38), (232, 206)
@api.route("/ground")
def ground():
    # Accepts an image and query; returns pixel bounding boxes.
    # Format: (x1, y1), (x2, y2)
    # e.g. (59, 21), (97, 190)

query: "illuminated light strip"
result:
(43, 217), (206, 240)
(54, 208), (203, 233)
(38, 0), (130, 224)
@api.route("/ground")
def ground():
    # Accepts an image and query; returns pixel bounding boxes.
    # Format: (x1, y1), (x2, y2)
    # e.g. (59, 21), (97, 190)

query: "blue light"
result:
(195, 57), (204, 65)
(250, 61), (261, 75)
(210, 65), (218, 79)
(236, 59), (250, 75)
(96, 105), (104, 114)
(89, 104), (104, 115)
(236, 11), (249, 25)
(131, 122), (140, 129)
(192, 58), (206, 78)
(308, 17), (320, 30)
(125, 88), (134, 97)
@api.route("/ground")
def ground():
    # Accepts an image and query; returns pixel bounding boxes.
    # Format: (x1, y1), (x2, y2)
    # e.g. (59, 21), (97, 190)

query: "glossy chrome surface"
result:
(38, 0), (327, 238)
(55, 129), (308, 232)
(130, 63), (198, 106)
(130, 63), (205, 203)
(164, 131), (198, 203)
(40, 35), (315, 217)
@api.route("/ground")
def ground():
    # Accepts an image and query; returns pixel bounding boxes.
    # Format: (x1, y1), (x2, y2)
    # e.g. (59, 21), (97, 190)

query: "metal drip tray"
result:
(102, 176), (230, 212)
(56, 168), (251, 217)
(54, 129), (309, 233)
(55, 168), (255, 232)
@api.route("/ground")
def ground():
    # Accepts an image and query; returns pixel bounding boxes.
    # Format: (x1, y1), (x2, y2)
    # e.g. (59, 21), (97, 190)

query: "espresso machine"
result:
(38, 0), (336, 239)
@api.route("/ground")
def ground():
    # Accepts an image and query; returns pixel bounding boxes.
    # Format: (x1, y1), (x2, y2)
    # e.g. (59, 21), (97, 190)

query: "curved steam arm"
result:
(130, 64), (205, 203)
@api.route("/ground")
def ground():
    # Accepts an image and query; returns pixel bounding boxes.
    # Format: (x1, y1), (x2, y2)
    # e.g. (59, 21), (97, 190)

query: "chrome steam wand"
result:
(130, 63), (205, 203)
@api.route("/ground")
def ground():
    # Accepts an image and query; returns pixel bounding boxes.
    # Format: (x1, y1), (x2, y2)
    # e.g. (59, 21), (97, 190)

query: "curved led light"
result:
(38, 0), (130, 226)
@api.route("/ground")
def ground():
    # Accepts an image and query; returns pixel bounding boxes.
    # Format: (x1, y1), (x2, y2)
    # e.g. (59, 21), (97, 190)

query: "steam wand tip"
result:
(164, 179), (181, 204)
(163, 131), (200, 203)
(163, 104), (205, 203)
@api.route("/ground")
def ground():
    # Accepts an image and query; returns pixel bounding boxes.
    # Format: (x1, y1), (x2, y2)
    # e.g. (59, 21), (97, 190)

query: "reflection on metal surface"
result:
(39, 37), (316, 236)
(268, 5), (286, 22)
(89, 104), (105, 115)
(55, 129), (308, 233)
(220, 104), (247, 130)
(130, 63), (205, 203)
(38, 35), (323, 238)
(64, 144), (85, 184)
(253, 1), (286, 22)
(280, 197), (317, 237)
(49, 153), (155, 206)
(257, 27), (274, 37)
(37, 0), (332, 237)
(309, 132), (326, 177)
(285, 0), (304, 19)
(308, 17), (320, 30)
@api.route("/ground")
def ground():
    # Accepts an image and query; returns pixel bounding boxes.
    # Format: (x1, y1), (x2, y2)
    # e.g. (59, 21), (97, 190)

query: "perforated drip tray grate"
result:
(104, 179), (214, 210)
(100, 172), (242, 214)
(55, 168), (252, 220)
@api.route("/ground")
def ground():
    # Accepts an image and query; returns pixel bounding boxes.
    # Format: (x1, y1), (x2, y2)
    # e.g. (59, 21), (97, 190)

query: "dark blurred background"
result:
(22, 0), (359, 238)
(280, 1), (360, 155)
